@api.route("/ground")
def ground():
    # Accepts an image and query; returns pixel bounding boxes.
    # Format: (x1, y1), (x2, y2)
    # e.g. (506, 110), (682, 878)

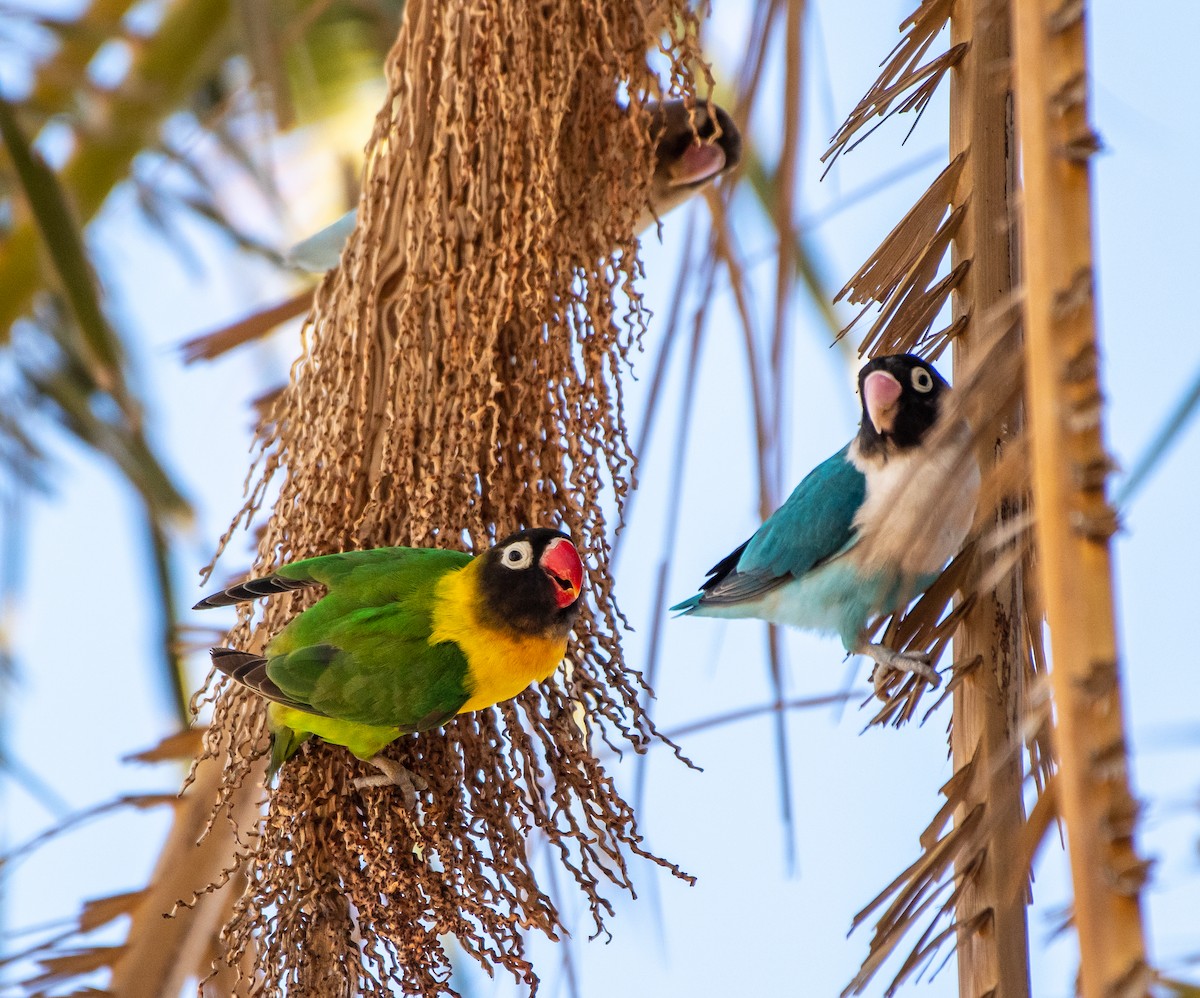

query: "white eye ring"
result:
(911, 367), (934, 393)
(500, 539), (534, 570)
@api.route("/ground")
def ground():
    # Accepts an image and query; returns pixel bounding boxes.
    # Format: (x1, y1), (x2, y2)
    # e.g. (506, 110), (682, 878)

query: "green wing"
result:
(274, 545), (471, 604)
(266, 546), (473, 730)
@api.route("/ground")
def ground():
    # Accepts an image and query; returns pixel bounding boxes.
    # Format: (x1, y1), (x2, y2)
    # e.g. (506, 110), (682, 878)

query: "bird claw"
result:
(354, 756), (429, 809)
(858, 643), (940, 699)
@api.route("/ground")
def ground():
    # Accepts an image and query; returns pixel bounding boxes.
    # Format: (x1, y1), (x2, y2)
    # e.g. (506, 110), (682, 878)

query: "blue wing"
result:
(286, 208), (357, 272)
(672, 443), (866, 610)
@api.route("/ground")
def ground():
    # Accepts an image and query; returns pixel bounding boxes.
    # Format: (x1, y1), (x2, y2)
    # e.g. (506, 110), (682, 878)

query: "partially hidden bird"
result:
(285, 98), (742, 271)
(194, 528), (584, 797)
(671, 353), (979, 694)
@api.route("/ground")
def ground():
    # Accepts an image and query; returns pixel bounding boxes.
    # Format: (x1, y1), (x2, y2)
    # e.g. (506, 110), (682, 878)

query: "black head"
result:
(855, 354), (951, 459)
(650, 99), (742, 190)
(476, 528), (584, 636)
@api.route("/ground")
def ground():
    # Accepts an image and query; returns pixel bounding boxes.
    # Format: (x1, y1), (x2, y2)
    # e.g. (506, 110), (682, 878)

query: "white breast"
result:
(847, 419), (980, 578)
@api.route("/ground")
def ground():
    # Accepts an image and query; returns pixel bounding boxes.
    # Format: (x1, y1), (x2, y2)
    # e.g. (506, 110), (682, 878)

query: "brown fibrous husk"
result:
(189, 2), (710, 994)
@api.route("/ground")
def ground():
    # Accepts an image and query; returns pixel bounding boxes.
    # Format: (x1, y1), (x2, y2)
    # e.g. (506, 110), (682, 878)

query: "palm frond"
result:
(2, 733), (249, 998)
(0, 0), (236, 338)
(819, 0), (1150, 993)
(834, 154), (967, 356)
(821, 0), (958, 176)
(0, 96), (130, 404)
(815, 1), (1041, 992)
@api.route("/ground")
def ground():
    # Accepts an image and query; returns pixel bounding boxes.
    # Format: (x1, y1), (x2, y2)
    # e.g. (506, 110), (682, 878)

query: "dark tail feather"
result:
(210, 647), (298, 708)
(702, 540), (750, 591)
(210, 648), (313, 780)
(669, 539), (753, 614)
(192, 574), (312, 610)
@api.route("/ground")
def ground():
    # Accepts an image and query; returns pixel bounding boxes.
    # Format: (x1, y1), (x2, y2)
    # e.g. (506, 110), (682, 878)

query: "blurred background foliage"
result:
(0, 0), (404, 732)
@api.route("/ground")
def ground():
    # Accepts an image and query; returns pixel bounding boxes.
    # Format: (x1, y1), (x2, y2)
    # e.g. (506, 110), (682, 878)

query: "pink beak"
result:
(540, 537), (584, 609)
(864, 370), (903, 435)
(667, 142), (728, 188)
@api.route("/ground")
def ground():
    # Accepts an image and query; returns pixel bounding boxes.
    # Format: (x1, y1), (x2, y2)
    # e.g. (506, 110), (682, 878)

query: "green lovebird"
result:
(194, 528), (585, 796)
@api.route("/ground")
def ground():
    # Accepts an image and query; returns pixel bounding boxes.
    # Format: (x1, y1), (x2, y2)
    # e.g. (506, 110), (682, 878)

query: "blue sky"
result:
(3, 1), (1198, 996)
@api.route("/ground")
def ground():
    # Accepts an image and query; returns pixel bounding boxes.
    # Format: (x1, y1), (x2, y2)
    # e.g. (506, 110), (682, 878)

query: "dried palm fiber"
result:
(189, 1), (709, 994)
(816, 1), (1053, 995)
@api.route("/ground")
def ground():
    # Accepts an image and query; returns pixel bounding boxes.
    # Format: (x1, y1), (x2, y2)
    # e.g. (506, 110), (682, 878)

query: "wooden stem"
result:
(108, 752), (260, 997)
(949, 0), (1032, 995)
(1009, 0), (1151, 993)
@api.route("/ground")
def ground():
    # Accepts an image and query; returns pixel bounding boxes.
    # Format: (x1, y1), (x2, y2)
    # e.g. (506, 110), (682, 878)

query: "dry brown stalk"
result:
(1010, 0), (1151, 992)
(180, 291), (314, 364)
(106, 737), (262, 998)
(826, 0), (1145, 992)
(188, 1), (710, 994)
(822, 0), (1054, 993)
(946, 1), (1033, 995)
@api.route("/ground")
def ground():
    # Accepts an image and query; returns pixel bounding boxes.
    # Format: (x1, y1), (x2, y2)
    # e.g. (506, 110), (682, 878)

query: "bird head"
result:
(479, 528), (585, 635)
(649, 99), (742, 201)
(856, 354), (950, 458)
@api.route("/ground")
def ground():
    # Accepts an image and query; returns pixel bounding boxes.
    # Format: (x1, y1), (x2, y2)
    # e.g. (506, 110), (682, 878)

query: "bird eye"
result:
(911, 367), (934, 393)
(501, 540), (534, 570)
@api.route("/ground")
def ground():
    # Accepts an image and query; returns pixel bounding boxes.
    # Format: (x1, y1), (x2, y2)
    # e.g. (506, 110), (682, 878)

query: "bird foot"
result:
(858, 643), (940, 699)
(354, 755), (429, 808)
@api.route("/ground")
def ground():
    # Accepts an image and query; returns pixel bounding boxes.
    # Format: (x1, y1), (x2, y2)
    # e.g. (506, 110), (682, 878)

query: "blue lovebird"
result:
(671, 353), (979, 694)
(285, 99), (742, 272)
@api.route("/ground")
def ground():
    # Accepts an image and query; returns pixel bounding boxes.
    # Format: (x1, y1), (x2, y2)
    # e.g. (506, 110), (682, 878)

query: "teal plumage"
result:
(739, 448), (864, 576)
(672, 354), (979, 691)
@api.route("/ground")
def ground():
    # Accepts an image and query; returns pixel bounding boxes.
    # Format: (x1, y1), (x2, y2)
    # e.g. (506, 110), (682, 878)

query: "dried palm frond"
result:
(823, 0), (1149, 993)
(189, 1), (711, 994)
(2, 730), (252, 998)
(834, 155), (968, 357)
(817, 0), (1041, 993)
(821, 0), (959, 176)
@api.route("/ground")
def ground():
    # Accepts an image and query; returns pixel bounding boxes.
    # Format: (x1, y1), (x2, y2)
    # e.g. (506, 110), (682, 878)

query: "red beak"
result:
(864, 370), (903, 435)
(540, 537), (584, 609)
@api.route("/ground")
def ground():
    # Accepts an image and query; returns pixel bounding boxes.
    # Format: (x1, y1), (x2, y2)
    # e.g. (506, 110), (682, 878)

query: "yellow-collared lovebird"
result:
(671, 354), (979, 694)
(195, 528), (584, 794)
